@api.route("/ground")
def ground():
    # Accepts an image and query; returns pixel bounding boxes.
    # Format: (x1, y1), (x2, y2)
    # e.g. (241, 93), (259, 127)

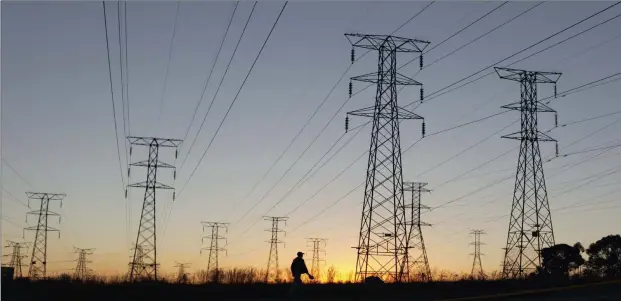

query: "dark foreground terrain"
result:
(2, 278), (620, 301)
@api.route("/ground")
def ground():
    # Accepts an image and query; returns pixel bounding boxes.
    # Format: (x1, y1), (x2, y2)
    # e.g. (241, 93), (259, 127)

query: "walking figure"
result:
(291, 251), (314, 284)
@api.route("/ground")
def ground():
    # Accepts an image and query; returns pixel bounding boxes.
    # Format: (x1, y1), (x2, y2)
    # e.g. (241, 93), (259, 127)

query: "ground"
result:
(2, 278), (620, 300)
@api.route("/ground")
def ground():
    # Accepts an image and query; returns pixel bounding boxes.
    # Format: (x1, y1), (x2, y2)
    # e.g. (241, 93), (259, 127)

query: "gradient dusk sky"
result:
(2, 1), (620, 277)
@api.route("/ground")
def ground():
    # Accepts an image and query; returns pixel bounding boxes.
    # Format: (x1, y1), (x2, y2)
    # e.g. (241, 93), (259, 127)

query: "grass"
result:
(3, 274), (620, 301)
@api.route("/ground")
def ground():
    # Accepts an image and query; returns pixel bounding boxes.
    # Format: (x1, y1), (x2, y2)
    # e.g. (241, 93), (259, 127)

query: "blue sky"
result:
(2, 1), (620, 276)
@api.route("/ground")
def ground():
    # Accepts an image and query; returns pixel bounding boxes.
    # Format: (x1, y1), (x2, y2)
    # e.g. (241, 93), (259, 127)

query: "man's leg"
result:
(290, 275), (302, 299)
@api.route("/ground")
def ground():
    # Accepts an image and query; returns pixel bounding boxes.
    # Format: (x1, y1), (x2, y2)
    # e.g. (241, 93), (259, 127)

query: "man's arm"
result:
(302, 260), (314, 279)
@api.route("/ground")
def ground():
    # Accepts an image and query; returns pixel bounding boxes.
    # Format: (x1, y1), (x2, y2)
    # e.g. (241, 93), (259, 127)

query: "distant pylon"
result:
(264, 216), (287, 283)
(73, 248), (95, 280)
(174, 262), (191, 284)
(3, 241), (30, 278)
(400, 182), (432, 282)
(201, 221), (228, 282)
(345, 33), (429, 283)
(24, 192), (65, 279)
(127, 245), (144, 279)
(470, 230), (485, 280)
(495, 67), (561, 278)
(307, 238), (326, 281)
(126, 136), (182, 281)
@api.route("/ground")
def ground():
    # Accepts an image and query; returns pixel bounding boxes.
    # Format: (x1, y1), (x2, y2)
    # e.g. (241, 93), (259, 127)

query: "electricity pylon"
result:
(73, 248), (95, 280)
(345, 33), (429, 283)
(400, 182), (431, 282)
(126, 136), (182, 281)
(307, 238), (326, 282)
(3, 241), (30, 278)
(127, 245), (144, 280)
(264, 216), (287, 283)
(174, 262), (191, 284)
(470, 230), (485, 280)
(24, 192), (65, 279)
(495, 67), (561, 278)
(201, 221), (228, 282)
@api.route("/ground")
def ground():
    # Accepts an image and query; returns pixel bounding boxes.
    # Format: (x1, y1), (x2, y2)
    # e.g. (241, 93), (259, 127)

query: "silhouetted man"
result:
(290, 251), (314, 284)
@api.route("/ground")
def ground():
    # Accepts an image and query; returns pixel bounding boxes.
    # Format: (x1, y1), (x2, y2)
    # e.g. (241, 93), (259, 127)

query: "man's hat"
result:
(297, 251), (304, 256)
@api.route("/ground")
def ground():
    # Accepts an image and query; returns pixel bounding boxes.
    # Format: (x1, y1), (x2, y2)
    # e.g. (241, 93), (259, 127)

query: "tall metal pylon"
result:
(495, 67), (561, 278)
(345, 34), (429, 283)
(126, 136), (182, 281)
(470, 230), (485, 280)
(174, 262), (191, 283)
(307, 238), (326, 281)
(23, 192), (65, 279)
(400, 182), (431, 282)
(264, 216), (287, 283)
(73, 248), (94, 280)
(201, 221), (228, 282)
(3, 241), (31, 278)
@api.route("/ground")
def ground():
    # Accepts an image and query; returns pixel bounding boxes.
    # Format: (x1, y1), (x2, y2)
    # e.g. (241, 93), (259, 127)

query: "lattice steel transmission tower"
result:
(3, 241), (30, 278)
(73, 248), (94, 280)
(344, 34), (429, 283)
(174, 262), (191, 283)
(201, 221), (228, 282)
(400, 182), (431, 282)
(307, 238), (326, 281)
(470, 230), (485, 280)
(264, 216), (287, 283)
(24, 192), (65, 279)
(126, 136), (182, 281)
(495, 67), (561, 278)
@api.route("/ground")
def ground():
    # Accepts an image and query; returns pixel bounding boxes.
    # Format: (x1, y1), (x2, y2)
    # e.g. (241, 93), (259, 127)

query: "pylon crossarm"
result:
(501, 102), (556, 113)
(345, 34), (430, 52)
(351, 72), (423, 86)
(130, 160), (175, 169)
(501, 131), (557, 142)
(25, 192), (65, 200)
(127, 136), (182, 147)
(26, 210), (60, 217)
(494, 67), (562, 83)
(25, 226), (59, 232)
(128, 181), (174, 189)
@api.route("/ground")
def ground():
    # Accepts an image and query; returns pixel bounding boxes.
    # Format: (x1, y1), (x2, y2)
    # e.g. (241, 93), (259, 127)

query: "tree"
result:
(540, 242), (585, 277)
(586, 234), (621, 278)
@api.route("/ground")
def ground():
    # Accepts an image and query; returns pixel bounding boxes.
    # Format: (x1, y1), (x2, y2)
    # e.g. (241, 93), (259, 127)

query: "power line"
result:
(156, 2), (181, 133)
(292, 74), (607, 224)
(347, 1), (544, 102)
(261, 122), (369, 218)
(1, 158), (33, 188)
(424, 2), (544, 70)
(117, 1), (129, 150)
(286, 74), (621, 232)
(180, 2), (239, 147)
(233, 1), (498, 223)
(560, 141), (621, 157)
(225, 3), (434, 219)
(557, 109), (621, 129)
(178, 2), (257, 172)
(229, 3), (510, 227)
(176, 2), (288, 199)
(417, 2), (621, 104)
(427, 2), (508, 55)
(123, 1), (131, 137)
(102, 0), (126, 191)
(2, 215), (24, 229)
(2, 188), (30, 208)
(415, 118), (518, 178)
(436, 131), (621, 227)
(117, 0), (131, 257)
